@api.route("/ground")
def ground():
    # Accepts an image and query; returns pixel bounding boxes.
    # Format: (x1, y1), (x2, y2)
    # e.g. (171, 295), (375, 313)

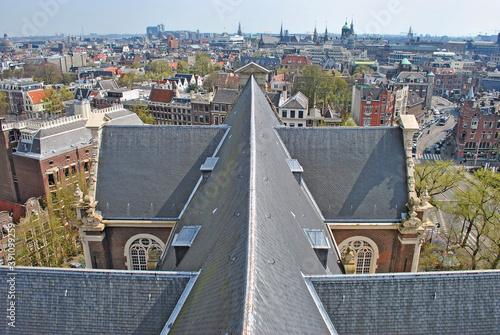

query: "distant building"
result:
(455, 88), (500, 162)
(0, 78), (44, 115)
(0, 34), (15, 53)
(351, 85), (396, 126)
(278, 91), (309, 127)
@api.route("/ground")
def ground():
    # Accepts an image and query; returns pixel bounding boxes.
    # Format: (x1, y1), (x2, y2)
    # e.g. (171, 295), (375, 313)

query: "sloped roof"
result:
(95, 126), (226, 219)
(159, 77), (341, 334)
(98, 79), (118, 91)
(27, 89), (48, 104)
(15, 119), (91, 158)
(276, 127), (408, 221)
(212, 88), (239, 104)
(280, 91), (308, 109)
(0, 267), (194, 335)
(310, 270), (500, 335)
(149, 88), (175, 103)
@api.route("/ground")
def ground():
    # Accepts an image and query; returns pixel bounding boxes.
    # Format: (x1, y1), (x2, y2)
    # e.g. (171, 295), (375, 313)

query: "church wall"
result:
(331, 228), (400, 273)
(104, 226), (173, 270)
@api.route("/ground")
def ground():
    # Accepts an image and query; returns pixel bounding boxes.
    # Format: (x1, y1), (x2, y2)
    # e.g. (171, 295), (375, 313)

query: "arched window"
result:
(124, 234), (165, 270)
(338, 236), (379, 274)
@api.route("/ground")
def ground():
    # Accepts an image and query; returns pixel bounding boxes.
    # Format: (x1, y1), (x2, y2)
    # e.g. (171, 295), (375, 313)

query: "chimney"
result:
(74, 99), (91, 119)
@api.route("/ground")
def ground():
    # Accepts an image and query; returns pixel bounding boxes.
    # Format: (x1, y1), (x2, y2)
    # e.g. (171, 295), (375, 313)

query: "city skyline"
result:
(1, 0), (499, 38)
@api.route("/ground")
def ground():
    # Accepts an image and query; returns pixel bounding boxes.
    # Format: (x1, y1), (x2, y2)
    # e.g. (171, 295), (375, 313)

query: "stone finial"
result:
(342, 247), (356, 274)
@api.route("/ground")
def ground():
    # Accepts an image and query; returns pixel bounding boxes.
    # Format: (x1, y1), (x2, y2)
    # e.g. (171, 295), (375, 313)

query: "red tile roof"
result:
(27, 89), (49, 104)
(149, 88), (175, 103)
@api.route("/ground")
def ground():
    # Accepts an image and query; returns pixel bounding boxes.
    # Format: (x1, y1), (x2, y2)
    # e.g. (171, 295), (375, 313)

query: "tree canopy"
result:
(295, 64), (351, 110)
(0, 91), (10, 115)
(42, 88), (64, 114)
(131, 102), (155, 125)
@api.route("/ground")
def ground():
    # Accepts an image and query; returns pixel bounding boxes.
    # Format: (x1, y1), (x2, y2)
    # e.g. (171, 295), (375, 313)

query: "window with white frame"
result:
(338, 236), (379, 274)
(125, 234), (165, 271)
(471, 118), (478, 130)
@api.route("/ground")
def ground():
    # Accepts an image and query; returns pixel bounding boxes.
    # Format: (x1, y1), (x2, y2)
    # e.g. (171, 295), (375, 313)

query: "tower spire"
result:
(280, 21), (283, 40)
(324, 22), (328, 43)
(313, 21), (318, 43)
(238, 22), (242, 36)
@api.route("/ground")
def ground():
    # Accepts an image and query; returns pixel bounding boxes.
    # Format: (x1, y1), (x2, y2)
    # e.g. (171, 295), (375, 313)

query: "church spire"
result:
(280, 21), (283, 41)
(313, 22), (318, 44)
(324, 23), (328, 43)
(238, 22), (242, 36)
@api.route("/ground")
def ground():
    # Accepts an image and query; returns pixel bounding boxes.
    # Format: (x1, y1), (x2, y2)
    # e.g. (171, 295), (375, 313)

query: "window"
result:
(282, 110), (287, 118)
(471, 118), (478, 130)
(470, 132), (475, 140)
(84, 161), (90, 172)
(127, 236), (165, 271)
(64, 167), (70, 179)
(298, 110), (304, 119)
(71, 165), (76, 175)
(214, 104), (219, 111)
(290, 110), (296, 118)
(364, 106), (372, 115)
(172, 226), (201, 266)
(48, 173), (55, 186)
(221, 105), (226, 112)
(338, 236), (379, 274)
(66, 155), (70, 161)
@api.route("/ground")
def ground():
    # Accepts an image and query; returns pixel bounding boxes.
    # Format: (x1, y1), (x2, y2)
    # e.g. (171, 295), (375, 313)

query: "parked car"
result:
(434, 147), (441, 154)
(424, 147), (432, 153)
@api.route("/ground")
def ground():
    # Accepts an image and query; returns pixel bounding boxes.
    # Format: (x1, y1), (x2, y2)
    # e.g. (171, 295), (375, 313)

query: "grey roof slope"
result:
(160, 77), (341, 334)
(95, 125), (226, 219)
(15, 120), (91, 158)
(212, 88), (239, 104)
(277, 127), (408, 221)
(0, 267), (194, 335)
(310, 270), (500, 335)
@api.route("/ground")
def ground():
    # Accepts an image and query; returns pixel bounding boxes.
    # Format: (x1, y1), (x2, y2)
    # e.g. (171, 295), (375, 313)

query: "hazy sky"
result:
(1, 0), (499, 38)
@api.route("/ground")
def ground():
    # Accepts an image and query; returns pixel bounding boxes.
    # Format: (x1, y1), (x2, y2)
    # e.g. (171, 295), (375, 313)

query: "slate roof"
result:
(280, 91), (308, 109)
(212, 88), (239, 104)
(309, 270), (500, 335)
(0, 267), (194, 335)
(267, 91), (281, 107)
(98, 79), (119, 91)
(276, 127), (408, 221)
(15, 119), (91, 158)
(95, 125), (226, 219)
(159, 77), (341, 334)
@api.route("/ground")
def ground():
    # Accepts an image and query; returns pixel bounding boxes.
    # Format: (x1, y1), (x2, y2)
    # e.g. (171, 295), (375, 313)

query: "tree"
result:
(186, 83), (199, 93)
(191, 53), (214, 76)
(59, 87), (74, 101)
(34, 64), (63, 84)
(42, 88), (64, 114)
(131, 102), (155, 125)
(414, 160), (464, 199)
(296, 65), (351, 110)
(176, 60), (190, 74)
(16, 173), (87, 267)
(62, 73), (76, 85)
(119, 72), (141, 89)
(444, 169), (500, 269)
(132, 62), (141, 69)
(0, 91), (10, 115)
(340, 113), (357, 126)
(353, 65), (374, 75)
(148, 60), (173, 78)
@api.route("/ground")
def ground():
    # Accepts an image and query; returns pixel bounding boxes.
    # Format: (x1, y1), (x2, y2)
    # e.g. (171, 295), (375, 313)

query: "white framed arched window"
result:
(124, 234), (166, 270)
(338, 236), (379, 274)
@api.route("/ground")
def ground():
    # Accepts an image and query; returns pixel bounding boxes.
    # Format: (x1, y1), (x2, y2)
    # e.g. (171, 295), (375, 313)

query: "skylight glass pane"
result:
(304, 229), (330, 249)
(172, 225), (201, 247)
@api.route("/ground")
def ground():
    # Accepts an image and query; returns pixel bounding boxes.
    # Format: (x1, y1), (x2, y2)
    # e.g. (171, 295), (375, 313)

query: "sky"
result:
(1, 0), (499, 38)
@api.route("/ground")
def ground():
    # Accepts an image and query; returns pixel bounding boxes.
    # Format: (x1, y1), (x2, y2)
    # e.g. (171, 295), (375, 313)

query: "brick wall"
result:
(89, 226), (173, 270)
(332, 228), (400, 273)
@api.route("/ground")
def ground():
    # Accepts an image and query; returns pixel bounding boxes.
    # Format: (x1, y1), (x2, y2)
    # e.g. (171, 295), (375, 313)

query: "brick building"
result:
(455, 88), (500, 162)
(351, 85), (396, 126)
(0, 102), (143, 205)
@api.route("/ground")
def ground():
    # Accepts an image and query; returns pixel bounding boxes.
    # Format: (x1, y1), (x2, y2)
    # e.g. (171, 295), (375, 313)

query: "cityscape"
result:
(0, 2), (499, 334)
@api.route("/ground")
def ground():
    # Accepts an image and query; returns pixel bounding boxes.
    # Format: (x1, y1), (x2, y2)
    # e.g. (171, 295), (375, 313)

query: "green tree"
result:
(340, 113), (357, 126)
(148, 60), (173, 77)
(444, 169), (500, 269)
(176, 60), (190, 74)
(131, 102), (155, 124)
(296, 64), (324, 108)
(414, 160), (464, 199)
(186, 83), (199, 92)
(59, 87), (74, 101)
(0, 91), (10, 115)
(353, 65), (374, 75)
(34, 64), (64, 84)
(132, 62), (141, 69)
(119, 72), (141, 89)
(191, 53), (214, 76)
(42, 88), (64, 114)
(16, 174), (87, 267)
(62, 73), (76, 85)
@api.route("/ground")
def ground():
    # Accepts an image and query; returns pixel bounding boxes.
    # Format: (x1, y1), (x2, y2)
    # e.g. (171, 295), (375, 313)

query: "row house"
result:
(455, 88), (500, 162)
(0, 78), (44, 115)
(278, 91), (309, 127)
(92, 88), (140, 109)
(281, 56), (312, 70)
(391, 71), (434, 109)
(210, 89), (239, 125)
(351, 85), (396, 127)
